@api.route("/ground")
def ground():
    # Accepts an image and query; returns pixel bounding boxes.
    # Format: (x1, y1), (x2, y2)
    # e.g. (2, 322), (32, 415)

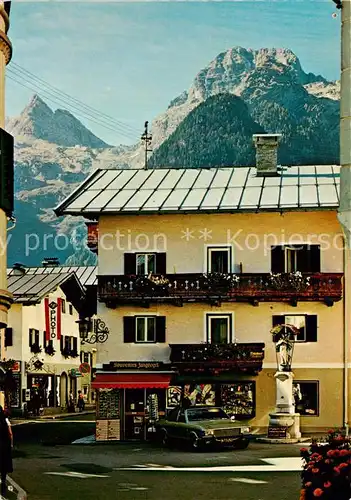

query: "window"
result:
(83, 352), (90, 364)
(4, 328), (13, 348)
(69, 304), (73, 315)
(293, 381), (319, 416)
(123, 316), (166, 343)
(207, 247), (231, 273)
(167, 408), (179, 422)
(136, 254), (156, 275)
(61, 299), (66, 314)
(136, 317), (156, 343)
(178, 410), (186, 423)
(271, 245), (321, 273)
(220, 383), (255, 420)
(124, 253), (167, 275)
(29, 329), (39, 347)
(272, 315), (317, 342)
(207, 314), (232, 344)
(64, 336), (72, 350)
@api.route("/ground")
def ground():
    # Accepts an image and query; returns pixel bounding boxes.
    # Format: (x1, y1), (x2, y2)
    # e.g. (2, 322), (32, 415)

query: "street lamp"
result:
(76, 318), (109, 344)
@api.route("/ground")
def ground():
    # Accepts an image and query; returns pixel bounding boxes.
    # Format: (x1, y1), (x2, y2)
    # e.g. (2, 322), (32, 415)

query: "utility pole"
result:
(141, 121), (152, 170)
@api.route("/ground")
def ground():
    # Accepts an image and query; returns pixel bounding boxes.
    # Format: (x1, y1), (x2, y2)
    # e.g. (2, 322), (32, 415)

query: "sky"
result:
(5, 1), (340, 146)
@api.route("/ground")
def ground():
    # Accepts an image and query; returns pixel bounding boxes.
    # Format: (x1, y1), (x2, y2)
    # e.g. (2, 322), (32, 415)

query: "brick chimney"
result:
(253, 134), (282, 176)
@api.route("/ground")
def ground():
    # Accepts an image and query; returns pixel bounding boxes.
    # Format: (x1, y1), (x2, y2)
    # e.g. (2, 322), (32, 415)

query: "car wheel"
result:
(234, 438), (249, 450)
(160, 429), (169, 447)
(189, 432), (201, 451)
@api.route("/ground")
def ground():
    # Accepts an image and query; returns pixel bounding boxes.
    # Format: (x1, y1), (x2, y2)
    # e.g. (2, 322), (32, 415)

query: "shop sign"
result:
(70, 369), (82, 378)
(268, 426), (288, 439)
(105, 361), (165, 371)
(44, 297), (62, 342)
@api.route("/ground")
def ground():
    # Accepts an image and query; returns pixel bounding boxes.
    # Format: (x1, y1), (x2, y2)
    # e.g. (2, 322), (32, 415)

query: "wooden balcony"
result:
(169, 342), (265, 375)
(86, 222), (98, 254)
(98, 272), (343, 307)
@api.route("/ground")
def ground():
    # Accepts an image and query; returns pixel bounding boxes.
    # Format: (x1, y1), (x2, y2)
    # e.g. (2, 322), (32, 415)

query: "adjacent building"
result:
(56, 134), (348, 439)
(5, 262), (97, 413)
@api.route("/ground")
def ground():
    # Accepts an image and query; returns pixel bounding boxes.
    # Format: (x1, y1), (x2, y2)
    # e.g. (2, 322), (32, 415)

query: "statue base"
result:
(258, 370), (302, 444)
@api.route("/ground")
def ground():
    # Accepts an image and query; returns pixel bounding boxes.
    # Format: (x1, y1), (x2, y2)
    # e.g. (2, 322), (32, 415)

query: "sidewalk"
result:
(11, 410), (94, 425)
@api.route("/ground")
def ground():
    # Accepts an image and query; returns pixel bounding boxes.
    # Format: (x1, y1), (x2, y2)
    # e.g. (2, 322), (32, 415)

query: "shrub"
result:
(300, 429), (351, 499)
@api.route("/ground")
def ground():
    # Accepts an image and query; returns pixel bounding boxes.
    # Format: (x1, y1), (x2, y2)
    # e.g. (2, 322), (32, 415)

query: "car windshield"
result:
(186, 408), (230, 421)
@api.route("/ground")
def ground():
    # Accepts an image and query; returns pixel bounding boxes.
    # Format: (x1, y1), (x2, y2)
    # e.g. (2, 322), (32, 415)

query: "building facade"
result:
(56, 135), (348, 439)
(5, 263), (97, 413)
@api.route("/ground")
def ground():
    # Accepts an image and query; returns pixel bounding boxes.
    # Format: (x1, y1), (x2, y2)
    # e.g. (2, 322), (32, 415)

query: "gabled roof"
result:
(54, 166), (340, 216)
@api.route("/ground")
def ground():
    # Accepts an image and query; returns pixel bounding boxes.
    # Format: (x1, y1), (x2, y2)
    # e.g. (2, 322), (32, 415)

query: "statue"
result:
(271, 324), (299, 372)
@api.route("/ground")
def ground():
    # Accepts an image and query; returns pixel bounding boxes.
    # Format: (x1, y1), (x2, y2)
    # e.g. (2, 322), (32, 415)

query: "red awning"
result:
(92, 373), (171, 389)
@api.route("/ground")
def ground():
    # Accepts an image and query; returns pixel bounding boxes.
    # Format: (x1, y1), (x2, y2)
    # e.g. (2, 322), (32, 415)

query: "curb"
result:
(7, 476), (27, 500)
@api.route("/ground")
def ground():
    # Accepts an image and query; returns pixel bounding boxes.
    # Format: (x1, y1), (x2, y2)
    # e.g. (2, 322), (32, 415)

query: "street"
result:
(9, 419), (304, 500)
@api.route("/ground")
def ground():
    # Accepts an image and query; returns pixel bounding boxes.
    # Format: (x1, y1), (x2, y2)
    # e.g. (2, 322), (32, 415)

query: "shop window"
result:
(271, 245), (320, 273)
(220, 383), (255, 420)
(123, 316), (166, 343)
(207, 314), (232, 344)
(124, 253), (167, 275)
(293, 381), (319, 416)
(61, 299), (66, 314)
(207, 247), (231, 273)
(272, 315), (317, 342)
(183, 384), (215, 406)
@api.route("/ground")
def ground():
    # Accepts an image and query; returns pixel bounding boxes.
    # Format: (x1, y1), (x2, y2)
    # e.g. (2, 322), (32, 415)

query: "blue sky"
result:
(5, 1), (340, 146)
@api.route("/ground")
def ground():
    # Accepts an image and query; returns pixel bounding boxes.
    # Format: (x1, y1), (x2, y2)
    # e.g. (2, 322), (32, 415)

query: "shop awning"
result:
(92, 373), (172, 389)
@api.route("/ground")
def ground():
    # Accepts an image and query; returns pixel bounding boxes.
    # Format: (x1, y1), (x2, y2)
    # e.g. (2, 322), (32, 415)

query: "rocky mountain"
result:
(7, 46), (340, 265)
(149, 94), (265, 168)
(7, 94), (109, 149)
(150, 47), (339, 166)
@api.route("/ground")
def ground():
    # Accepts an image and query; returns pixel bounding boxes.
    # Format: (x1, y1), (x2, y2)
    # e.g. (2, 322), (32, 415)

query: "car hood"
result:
(190, 419), (245, 430)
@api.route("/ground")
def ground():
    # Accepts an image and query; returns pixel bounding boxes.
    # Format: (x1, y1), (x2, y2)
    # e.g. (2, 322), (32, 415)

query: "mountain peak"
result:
(6, 94), (109, 149)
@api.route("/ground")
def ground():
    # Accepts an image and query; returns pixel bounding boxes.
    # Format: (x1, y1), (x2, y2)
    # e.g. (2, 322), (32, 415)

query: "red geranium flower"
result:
(313, 488), (324, 497)
(312, 468), (320, 474)
(323, 481), (332, 488)
(324, 459), (331, 464)
(300, 448), (309, 453)
(305, 482), (312, 488)
(334, 466), (340, 475)
(340, 449), (349, 456)
(327, 450), (334, 458)
(338, 462), (348, 469)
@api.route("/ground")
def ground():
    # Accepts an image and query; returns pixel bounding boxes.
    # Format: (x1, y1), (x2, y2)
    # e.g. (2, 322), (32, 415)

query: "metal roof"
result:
(54, 166), (341, 216)
(7, 266), (97, 303)
(7, 266), (97, 288)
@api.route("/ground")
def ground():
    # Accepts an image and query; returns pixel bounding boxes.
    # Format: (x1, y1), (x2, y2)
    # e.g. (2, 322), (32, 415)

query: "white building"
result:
(5, 263), (97, 413)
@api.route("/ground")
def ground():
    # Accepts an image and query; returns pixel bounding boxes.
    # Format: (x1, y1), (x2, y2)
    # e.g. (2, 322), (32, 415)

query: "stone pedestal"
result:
(259, 371), (302, 444)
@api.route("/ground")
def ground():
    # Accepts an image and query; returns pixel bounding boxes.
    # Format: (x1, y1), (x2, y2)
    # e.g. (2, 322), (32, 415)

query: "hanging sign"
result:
(45, 298), (62, 341)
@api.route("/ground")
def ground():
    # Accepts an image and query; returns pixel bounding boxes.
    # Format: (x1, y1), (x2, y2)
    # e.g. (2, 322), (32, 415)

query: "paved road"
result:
(9, 422), (304, 500)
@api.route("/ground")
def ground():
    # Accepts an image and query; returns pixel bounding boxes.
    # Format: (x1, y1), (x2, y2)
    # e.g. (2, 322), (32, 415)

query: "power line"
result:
(6, 72), (135, 140)
(6, 72), (138, 142)
(10, 62), (140, 135)
(7, 67), (137, 140)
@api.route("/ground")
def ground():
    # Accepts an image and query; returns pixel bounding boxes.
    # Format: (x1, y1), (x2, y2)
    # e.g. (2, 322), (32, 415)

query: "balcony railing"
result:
(86, 222), (98, 254)
(98, 272), (343, 305)
(169, 342), (265, 374)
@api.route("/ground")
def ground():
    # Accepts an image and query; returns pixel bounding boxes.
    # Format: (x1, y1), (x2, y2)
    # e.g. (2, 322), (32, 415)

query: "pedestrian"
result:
(0, 406), (13, 498)
(77, 391), (85, 413)
(68, 392), (75, 413)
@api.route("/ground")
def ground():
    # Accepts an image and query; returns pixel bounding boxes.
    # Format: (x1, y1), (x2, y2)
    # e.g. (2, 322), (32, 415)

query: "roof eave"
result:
(54, 169), (102, 216)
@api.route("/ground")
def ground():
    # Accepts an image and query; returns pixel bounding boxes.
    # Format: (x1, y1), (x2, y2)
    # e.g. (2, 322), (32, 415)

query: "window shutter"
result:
(272, 315), (284, 327)
(35, 329), (40, 345)
(60, 335), (64, 353)
(156, 253), (167, 275)
(271, 246), (284, 273)
(4, 328), (13, 347)
(156, 316), (166, 343)
(310, 245), (321, 273)
(296, 245), (310, 273)
(29, 329), (32, 347)
(80, 352), (83, 363)
(0, 129), (14, 217)
(306, 315), (318, 342)
(124, 253), (136, 275)
(43, 330), (47, 347)
(73, 337), (78, 352)
(123, 316), (136, 343)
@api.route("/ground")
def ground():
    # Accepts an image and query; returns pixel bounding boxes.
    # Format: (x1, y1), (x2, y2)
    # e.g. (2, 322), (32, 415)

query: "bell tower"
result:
(0, 2), (13, 331)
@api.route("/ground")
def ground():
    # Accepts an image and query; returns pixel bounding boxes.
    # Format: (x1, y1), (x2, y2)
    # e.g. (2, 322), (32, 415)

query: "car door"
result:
(175, 408), (189, 441)
(164, 408), (180, 439)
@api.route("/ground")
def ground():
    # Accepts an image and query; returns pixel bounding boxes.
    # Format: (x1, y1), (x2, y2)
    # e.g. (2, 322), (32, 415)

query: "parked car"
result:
(156, 406), (251, 450)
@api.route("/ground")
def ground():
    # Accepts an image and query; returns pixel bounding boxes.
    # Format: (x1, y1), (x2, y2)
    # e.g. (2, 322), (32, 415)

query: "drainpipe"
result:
(343, 239), (349, 436)
(337, 0), (351, 435)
